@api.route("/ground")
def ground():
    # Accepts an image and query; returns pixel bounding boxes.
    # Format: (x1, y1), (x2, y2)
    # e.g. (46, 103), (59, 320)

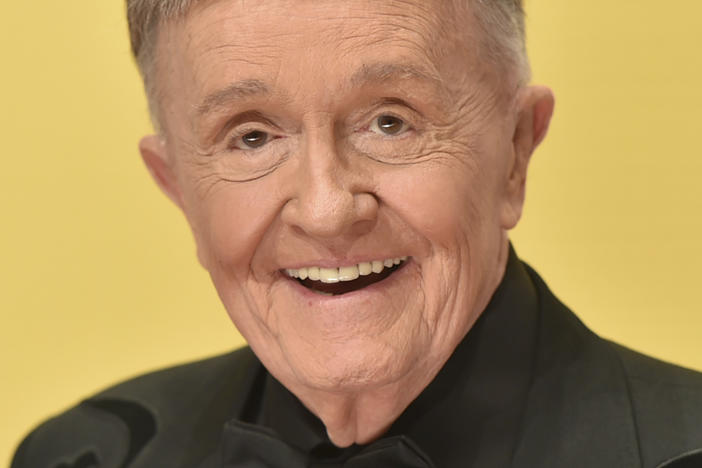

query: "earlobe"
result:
(501, 86), (555, 229)
(139, 135), (183, 209)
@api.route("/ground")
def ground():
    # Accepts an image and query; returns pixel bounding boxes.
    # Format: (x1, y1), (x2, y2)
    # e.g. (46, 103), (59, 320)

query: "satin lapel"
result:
(512, 264), (643, 468)
(656, 449), (702, 468)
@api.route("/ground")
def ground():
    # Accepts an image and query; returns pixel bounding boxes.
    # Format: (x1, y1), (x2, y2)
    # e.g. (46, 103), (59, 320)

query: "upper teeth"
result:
(285, 257), (408, 284)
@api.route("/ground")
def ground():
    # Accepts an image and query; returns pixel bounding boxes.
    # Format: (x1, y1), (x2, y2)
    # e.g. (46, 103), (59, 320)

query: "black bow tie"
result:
(220, 420), (436, 468)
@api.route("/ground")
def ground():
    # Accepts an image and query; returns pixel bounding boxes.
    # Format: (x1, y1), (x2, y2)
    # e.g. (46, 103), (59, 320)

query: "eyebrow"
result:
(195, 62), (446, 118)
(196, 79), (270, 117)
(349, 62), (447, 95)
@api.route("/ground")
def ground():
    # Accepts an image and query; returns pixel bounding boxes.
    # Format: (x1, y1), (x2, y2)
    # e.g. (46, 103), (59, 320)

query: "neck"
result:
(293, 359), (448, 447)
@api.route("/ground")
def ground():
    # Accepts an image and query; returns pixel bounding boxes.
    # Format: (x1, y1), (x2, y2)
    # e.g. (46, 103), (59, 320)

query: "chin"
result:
(284, 339), (423, 393)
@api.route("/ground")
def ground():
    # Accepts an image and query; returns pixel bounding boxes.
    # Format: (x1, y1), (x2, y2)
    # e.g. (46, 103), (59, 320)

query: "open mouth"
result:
(284, 257), (409, 296)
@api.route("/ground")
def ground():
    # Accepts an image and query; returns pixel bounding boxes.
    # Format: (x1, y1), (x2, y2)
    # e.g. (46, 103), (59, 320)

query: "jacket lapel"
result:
(656, 449), (702, 468)
(512, 264), (642, 468)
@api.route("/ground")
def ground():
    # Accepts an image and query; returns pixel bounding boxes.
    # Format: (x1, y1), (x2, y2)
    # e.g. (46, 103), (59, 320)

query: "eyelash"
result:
(366, 113), (413, 137)
(226, 127), (277, 151)
(224, 109), (416, 152)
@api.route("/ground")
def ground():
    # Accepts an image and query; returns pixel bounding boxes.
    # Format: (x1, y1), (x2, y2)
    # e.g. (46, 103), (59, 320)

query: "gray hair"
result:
(471, 0), (530, 81)
(127, 0), (529, 128)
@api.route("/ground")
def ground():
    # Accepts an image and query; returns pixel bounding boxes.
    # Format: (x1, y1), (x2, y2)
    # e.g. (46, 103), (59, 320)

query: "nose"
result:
(281, 132), (378, 240)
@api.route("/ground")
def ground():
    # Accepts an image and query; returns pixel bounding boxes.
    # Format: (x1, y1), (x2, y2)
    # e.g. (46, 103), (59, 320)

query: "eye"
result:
(369, 114), (409, 136)
(232, 130), (272, 150)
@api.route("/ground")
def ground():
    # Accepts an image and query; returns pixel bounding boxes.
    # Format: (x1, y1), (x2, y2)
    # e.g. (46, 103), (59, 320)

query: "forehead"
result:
(176, 0), (456, 56)
(157, 0), (481, 122)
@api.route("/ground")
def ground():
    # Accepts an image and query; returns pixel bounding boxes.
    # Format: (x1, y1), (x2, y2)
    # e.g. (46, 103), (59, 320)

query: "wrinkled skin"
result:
(140, 0), (554, 446)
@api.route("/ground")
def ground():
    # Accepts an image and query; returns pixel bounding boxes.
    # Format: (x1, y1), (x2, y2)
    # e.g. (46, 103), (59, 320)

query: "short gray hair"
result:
(127, 0), (529, 127)
(471, 0), (530, 81)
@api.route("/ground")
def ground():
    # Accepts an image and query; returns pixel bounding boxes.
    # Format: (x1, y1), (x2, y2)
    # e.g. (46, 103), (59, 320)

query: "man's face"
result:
(148, 0), (532, 396)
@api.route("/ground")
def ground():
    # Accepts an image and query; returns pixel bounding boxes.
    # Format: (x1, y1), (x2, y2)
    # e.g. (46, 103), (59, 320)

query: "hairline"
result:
(128, 0), (530, 131)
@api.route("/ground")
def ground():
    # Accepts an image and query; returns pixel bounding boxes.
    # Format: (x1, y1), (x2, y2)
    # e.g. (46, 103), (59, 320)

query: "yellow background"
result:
(2, 1), (701, 464)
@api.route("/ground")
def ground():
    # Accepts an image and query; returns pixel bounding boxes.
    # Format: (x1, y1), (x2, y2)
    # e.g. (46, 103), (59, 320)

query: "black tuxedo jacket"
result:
(12, 258), (702, 467)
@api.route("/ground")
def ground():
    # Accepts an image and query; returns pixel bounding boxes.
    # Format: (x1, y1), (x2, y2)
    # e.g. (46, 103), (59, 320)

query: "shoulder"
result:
(520, 259), (702, 467)
(11, 347), (262, 468)
(610, 340), (702, 392)
(608, 342), (702, 467)
(94, 345), (260, 403)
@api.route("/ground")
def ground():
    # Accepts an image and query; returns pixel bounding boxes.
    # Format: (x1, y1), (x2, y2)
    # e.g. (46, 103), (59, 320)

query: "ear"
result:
(139, 135), (184, 209)
(140, 135), (210, 269)
(501, 85), (555, 229)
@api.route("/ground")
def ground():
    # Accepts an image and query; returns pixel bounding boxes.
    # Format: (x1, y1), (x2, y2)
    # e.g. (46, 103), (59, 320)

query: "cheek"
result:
(377, 161), (501, 250)
(183, 180), (282, 274)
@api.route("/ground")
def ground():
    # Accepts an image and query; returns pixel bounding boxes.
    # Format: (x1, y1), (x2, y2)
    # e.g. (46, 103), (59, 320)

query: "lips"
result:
(283, 256), (409, 295)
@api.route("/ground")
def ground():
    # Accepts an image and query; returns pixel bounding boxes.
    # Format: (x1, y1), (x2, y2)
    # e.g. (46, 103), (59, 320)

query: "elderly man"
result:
(12, 1), (702, 467)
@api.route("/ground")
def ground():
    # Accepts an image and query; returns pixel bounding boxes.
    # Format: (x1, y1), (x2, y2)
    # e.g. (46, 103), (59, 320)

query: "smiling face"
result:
(140, 0), (552, 439)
